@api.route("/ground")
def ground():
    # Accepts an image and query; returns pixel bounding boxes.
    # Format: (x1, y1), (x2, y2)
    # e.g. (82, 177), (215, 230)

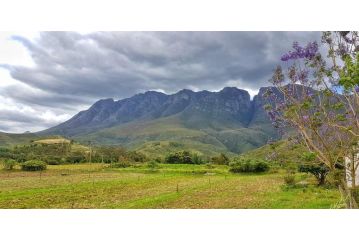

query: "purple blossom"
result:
(303, 115), (309, 122)
(268, 111), (276, 121)
(298, 69), (309, 84)
(281, 41), (318, 61)
(337, 43), (348, 56)
(355, 86), (359, 93)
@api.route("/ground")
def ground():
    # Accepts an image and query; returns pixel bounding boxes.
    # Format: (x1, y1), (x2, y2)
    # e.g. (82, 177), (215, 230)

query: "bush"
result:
(284, 174), (296, 186)
(211, 153), (229, 165)
(66, 152), (86, 164)
(47, 159), (60, 165)
(110, 160), (132, 168)
(2, 159), (16, 170)
(298, 152), (329, 185)
(126, 151), (148, 162)
(21, 160), (47, 171)
(46, 156), (63, 165)
(165, 151), (203, 164)
(147, 160), (159, 171)
(110, 156), (132, 168)
(229, 158), (269, 173)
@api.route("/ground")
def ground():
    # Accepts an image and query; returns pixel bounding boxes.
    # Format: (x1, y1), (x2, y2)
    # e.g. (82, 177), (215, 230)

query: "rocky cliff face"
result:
(40, 86), (280, 155)
(43, 87), (263, 136)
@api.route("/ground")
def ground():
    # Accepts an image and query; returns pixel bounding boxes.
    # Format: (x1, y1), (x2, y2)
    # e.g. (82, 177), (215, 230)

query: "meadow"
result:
(0, 163), (341, 209)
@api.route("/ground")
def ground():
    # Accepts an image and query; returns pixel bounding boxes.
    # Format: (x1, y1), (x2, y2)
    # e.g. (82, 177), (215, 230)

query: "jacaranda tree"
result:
(265, 31), (359, 208)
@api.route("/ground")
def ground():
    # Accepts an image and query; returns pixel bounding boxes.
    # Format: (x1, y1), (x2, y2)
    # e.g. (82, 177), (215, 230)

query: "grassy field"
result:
(0, 163), (341, 209)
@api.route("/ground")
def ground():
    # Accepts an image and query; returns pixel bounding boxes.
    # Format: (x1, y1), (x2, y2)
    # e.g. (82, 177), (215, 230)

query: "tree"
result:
(265, 31), (359, 208)
(211, 153), (229, 165)
(298, 152), (329, 185)
(165, 151), (202, 164)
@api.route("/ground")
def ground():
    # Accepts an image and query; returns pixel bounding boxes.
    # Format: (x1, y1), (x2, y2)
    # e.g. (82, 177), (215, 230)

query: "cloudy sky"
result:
(0, 31), (321, 133)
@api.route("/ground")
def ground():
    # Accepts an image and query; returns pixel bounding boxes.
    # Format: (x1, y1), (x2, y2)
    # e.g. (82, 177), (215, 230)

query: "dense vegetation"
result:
(229, 157), (269, 173)
(21, 160), (47, 171)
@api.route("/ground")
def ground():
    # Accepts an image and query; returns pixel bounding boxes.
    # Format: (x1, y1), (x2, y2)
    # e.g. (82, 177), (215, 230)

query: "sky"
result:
(0, 31), (321, 133)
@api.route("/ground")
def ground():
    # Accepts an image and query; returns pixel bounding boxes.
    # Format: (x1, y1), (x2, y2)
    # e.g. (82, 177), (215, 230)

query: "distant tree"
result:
(2, 159), (16, 170)
(211, 153), (229, 165)
(229, 157), (269, 173)
(126, 151), (147, 162)
(21, 160), (47, 171)
(165, 151), (202, 164)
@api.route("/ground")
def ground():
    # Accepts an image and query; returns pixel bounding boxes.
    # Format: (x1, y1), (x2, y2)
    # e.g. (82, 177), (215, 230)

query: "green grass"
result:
(0, 163), (341, 209)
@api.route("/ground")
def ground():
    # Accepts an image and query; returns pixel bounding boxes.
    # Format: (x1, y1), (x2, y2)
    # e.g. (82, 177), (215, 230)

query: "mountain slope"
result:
(0, 132), (37, 147)
(40, 86), (280, 156)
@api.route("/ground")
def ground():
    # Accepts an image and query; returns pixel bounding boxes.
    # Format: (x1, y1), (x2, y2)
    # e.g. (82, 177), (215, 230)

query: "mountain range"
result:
(37, 86), (280, 157)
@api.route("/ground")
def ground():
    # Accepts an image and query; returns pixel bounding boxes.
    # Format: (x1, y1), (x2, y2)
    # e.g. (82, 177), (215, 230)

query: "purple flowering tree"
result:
(265, 31), (359, 208)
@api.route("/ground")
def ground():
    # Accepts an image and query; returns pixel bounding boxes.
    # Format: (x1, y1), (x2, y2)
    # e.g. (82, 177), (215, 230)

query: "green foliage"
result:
(2, 159), (16, 170)
(146, 160), (159, 171)
(47, 159), (61, 165)
(205, 163), (215, 169)
(229, 157), (269, 173)
(92, 146), (126, 163)
(339, 54), (359, 90)
(298, 152), (329, 185)
(126, 151), (147, 162)
(107, 154), (133, 168)
(165, 151), (203, 164)
(66, 151), (86, 164)
(21, 160), (47, 171)
(211, 153), (229, 165)
(46, 156), (63, 165)
(283, 174), (296, 186)
(110, 161), (132, 168)
(239, 140), (306, 167)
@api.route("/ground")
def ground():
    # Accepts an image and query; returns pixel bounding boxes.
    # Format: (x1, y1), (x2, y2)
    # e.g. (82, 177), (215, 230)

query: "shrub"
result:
(229, 158), (269, 173)
(21, 160), (47, 171)
(298, 152), (329, 185)
(47, 159), (60, 165)
(2, 159), (16, 170)
(284, 174), (296, 186)
(165, 151), (203, 164)
(126, 151), (147, 162)
(66, 152), (86, 164)
(110, 159), (132, 168)
(147, 160), (159, 171)
(46, 156), (63, 165)
(211, 153), (229, 165)
(110, 161), (132, 168)
(191, 153), (203, 164)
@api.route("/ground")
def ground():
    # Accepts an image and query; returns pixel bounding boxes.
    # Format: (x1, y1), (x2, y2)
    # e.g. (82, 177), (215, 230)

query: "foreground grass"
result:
(0, 163), (341, 209)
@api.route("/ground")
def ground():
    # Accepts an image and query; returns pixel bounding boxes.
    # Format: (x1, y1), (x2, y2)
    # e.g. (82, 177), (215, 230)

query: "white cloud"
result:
(0, 32), (38, 67)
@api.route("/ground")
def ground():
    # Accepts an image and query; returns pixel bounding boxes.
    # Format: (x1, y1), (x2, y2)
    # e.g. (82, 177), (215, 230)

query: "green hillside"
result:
(239, 139), (307, 163)
(0, 132), (37, 147)
(74, 115), (275, 157)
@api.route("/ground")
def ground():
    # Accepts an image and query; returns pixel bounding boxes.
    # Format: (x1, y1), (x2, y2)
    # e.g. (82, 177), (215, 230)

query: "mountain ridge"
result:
(42, 86), (268, 135)
(37, 86), (279, 157)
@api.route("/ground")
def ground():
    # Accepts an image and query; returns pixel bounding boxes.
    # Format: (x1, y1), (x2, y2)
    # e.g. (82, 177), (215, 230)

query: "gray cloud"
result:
(0, 31), (321, 133)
